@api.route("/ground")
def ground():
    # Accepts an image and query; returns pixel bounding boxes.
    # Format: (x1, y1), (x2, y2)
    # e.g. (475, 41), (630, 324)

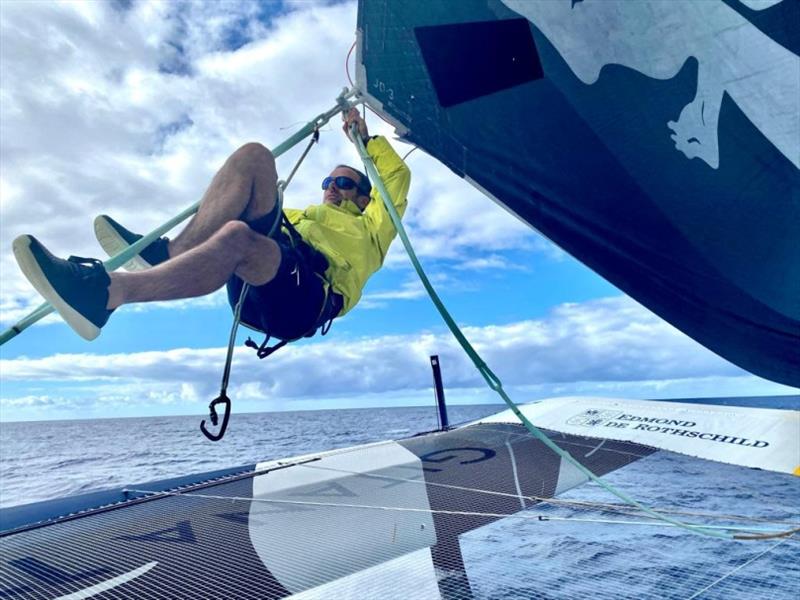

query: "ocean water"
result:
(461, 450), (800, 599)
(1, 401), (798, 599)
(0, 404), (501, 509)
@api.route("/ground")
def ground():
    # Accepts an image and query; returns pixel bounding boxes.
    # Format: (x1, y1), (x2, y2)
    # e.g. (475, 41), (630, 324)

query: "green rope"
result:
(351, 132), (732, 540)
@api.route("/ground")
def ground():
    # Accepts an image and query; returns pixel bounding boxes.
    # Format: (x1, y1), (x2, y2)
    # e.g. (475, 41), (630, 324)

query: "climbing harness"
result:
(202, 114), (341, 441)
(239, 167), (339, 358)
(242, 215), (338, 360)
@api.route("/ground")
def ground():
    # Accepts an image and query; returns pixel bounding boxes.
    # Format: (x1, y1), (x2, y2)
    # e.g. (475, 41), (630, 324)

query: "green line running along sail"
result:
(355, 0), (800, 387)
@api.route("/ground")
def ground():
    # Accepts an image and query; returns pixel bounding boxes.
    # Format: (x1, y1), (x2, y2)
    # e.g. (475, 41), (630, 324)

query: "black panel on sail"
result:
(414, 19), (544, 107)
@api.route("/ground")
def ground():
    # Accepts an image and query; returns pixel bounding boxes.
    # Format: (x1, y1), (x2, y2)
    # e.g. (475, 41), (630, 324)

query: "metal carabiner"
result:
(200, 393), (231, 442)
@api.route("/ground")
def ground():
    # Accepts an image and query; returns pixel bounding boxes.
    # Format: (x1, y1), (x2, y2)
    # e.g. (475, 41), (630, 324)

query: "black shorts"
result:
(226, 222), (343, 341)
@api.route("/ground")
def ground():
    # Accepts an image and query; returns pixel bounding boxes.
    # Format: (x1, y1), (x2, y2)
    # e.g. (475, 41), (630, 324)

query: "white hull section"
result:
(474, 396), (799, 475)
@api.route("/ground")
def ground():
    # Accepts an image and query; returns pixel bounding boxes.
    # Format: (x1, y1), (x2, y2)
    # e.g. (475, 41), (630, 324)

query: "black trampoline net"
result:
(1, 424), (797, 599)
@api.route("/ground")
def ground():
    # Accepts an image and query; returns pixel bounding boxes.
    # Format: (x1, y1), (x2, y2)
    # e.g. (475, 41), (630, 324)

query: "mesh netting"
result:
(458, 447), (800, 600)
(1, 424), (797, 599)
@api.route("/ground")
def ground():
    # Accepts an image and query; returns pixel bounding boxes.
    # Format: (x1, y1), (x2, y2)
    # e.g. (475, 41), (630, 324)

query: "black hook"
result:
(200, 393), (231, 442)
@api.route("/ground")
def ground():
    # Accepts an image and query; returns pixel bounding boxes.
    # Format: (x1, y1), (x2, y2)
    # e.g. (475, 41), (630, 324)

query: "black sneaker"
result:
(12, 235), (114, 341)
(93, 215), (170, 271)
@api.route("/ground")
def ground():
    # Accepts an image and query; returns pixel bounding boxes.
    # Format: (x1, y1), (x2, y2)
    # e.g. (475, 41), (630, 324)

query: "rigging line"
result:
(364, 102), (395, 126)
(685, 535), (795, 600)
(345, 36), (394, 127)
(346, 40), (355, 86)
(280, 128), (320, 189)
(119, 488), (795, 537)
(345, 60), (393, 127)
(584, 438), (606, 458)
(463, 423), (651, 460)
(278, 121), (308, 130)
(290, 459), (579, 506)
(123, 489), (563, 518)
(567, 502), (798, 525)
(282, 432), (790, 528)
(534, 498), (800, 526)
(532, 516), (791, 534)
(733, 526), (800, 541)
(201, 127), (322, 441)
(505, 437), (527, 510)
(423, 419), (653, 457)
(256, 428), (793, 531)
(350, 130), (768, 540)
(402, 146), (419, 162)
(288, 461), (799, 529)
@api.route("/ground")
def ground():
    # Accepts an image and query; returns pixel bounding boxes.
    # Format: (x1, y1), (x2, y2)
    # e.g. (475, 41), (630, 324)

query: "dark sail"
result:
(356, 0), (800, 387)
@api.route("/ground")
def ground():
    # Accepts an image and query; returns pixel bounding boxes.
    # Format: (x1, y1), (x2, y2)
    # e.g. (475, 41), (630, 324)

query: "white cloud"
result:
(125, 288), (229, 312)
(2, 1), (790, 425)
(358, 274), (436, 309)
(3, 296), (790, 419)
(453, 254), (532, 272)
(0, 0), (550, 329)
(388, 151), (543, 264)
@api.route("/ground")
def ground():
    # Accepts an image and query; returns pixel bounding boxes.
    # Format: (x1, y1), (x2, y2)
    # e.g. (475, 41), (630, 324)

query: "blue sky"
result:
(0, 0), (795, 423)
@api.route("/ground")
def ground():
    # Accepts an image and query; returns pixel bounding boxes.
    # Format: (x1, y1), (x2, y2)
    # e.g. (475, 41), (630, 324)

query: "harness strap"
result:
(245, 335), (289, 359)
(244, 215), (340, 360)
(204, 126), (324, 439)
(241, 137), (341, 359)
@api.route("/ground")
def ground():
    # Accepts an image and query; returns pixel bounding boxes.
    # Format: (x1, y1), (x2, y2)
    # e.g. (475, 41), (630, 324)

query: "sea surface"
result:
(0, 404), (502, 509)
(1, 399), (798, 599)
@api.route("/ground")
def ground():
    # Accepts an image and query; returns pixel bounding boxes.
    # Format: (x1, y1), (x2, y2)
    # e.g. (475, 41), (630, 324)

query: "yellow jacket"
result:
(283, 136), (411, 315)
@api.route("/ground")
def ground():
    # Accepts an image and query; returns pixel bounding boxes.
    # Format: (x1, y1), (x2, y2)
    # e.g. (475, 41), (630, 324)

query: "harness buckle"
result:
(245, 335), (289, 360)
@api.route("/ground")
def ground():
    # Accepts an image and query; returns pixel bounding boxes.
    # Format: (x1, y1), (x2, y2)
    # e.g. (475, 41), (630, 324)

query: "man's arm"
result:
(362, 136), (411, 259)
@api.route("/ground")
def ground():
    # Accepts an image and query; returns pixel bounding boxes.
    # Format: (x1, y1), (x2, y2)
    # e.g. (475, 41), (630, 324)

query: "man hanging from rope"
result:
(12, 108), (411, 345)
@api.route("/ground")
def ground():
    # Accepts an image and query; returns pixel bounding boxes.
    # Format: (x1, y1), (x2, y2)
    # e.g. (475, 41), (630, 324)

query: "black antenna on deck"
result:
(430, 355), (449, 431)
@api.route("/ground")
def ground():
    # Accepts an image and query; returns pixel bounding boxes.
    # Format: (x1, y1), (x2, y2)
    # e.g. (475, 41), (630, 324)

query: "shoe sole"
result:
(93, 215), (152, 272)
(12, 235), (101, 341)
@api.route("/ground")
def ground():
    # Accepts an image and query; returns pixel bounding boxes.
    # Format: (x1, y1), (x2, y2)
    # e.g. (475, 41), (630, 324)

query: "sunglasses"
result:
(322, 176), (369, 195)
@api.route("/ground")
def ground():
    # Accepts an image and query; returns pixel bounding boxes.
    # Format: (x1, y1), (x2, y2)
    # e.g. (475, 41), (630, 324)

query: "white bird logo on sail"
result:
(501, 0), (800, 170)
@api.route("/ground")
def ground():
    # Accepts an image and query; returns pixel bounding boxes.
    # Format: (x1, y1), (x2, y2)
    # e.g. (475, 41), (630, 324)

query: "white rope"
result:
(535, 515), (788, 534)
(259, 424), (789, 530)
(282, 460), (800, 530)
(122, 489), (552, 520)
(505, 438), (527, 510)
(121, 488), (791, 537)
(123, 444), (796, 533)
(685, 535), (795, 599)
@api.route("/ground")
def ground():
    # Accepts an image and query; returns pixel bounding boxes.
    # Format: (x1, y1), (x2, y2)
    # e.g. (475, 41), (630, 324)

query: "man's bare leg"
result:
(107, 221), (280, 309)
(166, 142), (279, 258)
